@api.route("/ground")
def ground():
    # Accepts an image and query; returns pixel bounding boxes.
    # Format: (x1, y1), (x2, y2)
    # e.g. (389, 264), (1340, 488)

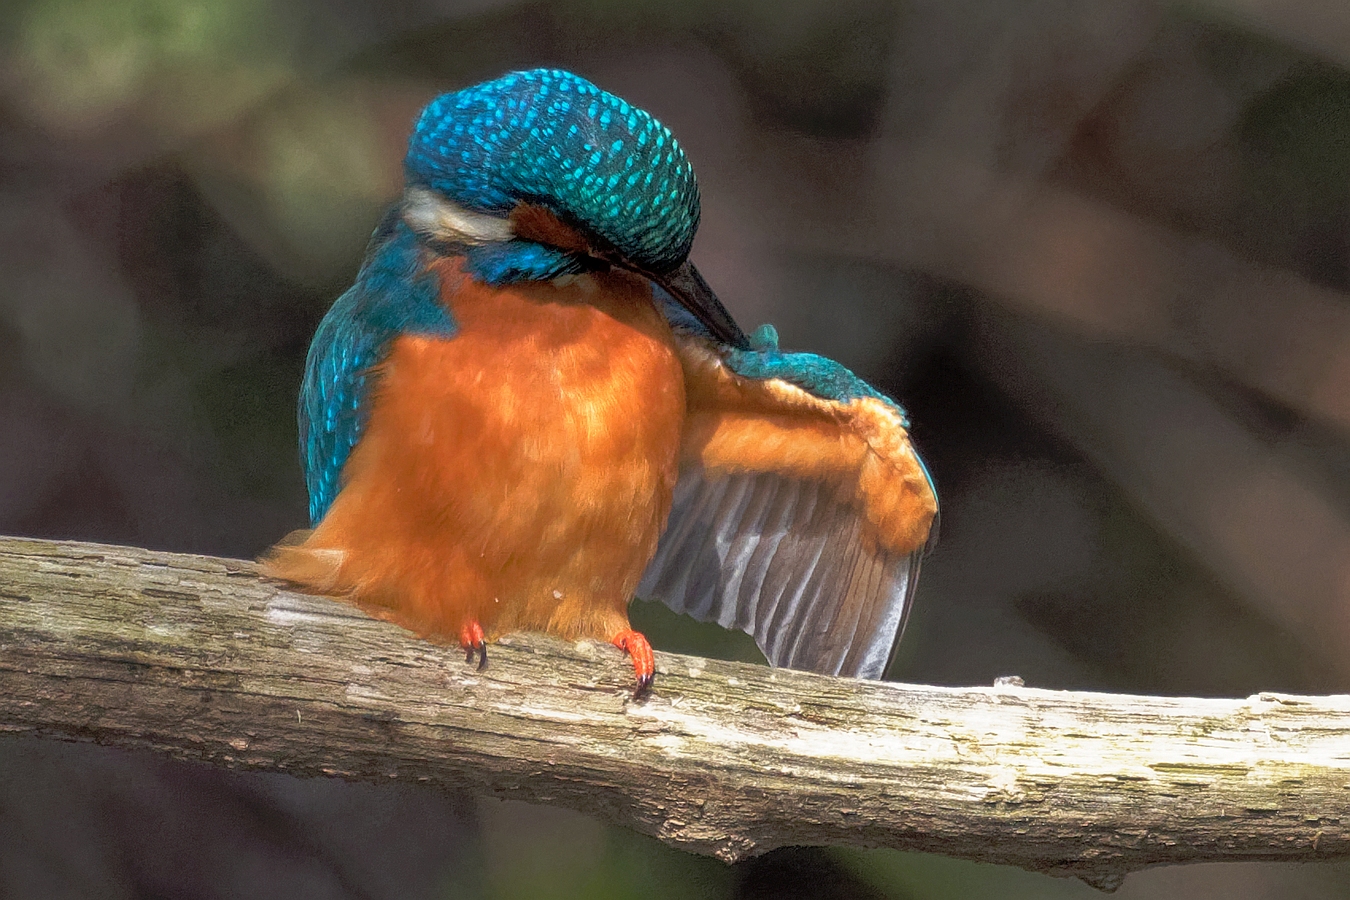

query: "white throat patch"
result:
(401, 187), (514, 244)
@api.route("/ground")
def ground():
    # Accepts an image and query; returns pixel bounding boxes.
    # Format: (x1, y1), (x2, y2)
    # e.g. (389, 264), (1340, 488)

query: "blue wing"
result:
(301, 213), (457, 525)
(640, 291), (938, 679)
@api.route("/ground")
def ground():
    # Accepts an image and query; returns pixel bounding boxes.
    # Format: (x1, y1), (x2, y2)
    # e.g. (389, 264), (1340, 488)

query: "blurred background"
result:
(3, 0), (1350, 896)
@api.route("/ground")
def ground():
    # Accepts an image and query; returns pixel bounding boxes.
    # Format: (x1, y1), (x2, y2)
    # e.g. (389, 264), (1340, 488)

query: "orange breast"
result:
(289, 260), (686, 643)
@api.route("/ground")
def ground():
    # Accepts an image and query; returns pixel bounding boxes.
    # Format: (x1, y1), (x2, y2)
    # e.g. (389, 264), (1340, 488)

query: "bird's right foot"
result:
(611, 629), (655, 699)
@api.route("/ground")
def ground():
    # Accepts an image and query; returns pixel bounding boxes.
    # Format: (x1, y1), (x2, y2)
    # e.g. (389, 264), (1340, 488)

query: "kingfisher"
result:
(263, 69), (937, 695)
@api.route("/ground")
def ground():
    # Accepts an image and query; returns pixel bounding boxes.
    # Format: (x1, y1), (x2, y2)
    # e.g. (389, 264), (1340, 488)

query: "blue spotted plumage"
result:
(406, 69), (699, 283)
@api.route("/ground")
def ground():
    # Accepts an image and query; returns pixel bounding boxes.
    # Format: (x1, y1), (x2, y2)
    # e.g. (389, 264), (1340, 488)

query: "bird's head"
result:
(400, 68), (748, 348)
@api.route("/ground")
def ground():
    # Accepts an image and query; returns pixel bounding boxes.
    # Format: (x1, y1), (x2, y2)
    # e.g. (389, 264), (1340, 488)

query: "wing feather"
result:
(638, 330), (937, 680)
(638, 469), (925, 679)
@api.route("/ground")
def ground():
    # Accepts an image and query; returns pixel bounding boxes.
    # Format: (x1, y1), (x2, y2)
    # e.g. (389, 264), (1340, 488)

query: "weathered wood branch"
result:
(1, 537), (1347, 890)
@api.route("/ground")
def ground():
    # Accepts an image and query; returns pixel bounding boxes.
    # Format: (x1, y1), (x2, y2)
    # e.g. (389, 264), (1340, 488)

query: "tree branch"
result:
(1, 536), (1346, 889)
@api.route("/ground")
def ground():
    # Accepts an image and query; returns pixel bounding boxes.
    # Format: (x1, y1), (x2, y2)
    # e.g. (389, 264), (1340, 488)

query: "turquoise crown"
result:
(404, 68), (700, 276)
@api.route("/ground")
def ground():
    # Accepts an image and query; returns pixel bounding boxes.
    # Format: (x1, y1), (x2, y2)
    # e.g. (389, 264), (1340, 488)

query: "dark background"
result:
(3, 0), (1350, 897)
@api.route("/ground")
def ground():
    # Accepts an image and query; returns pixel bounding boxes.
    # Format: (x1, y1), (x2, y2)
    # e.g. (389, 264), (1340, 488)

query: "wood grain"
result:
(1, 536), (1347, 889)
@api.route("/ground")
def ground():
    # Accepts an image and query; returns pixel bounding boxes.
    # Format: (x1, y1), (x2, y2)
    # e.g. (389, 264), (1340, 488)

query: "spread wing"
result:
(638, 312), (938, 679)
(301, 213), (456, 524)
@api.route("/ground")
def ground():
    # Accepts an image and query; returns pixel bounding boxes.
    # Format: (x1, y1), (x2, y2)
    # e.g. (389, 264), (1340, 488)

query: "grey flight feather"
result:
(637, 470), (921, 679)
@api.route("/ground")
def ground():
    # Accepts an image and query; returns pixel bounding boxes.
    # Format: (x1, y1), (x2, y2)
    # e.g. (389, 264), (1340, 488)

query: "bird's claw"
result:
(612, 629), (655, 699)
(459, 621), (488, 671)
(632, 670), (654, 700)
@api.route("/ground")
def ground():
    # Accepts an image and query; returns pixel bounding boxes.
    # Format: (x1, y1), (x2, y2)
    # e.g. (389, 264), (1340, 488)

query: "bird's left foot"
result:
(459, 621), (488, 671)
(611, 629), (654, 698)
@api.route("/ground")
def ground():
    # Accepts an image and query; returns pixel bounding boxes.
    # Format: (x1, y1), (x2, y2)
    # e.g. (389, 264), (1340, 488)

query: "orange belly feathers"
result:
(264, 261), (685, 686)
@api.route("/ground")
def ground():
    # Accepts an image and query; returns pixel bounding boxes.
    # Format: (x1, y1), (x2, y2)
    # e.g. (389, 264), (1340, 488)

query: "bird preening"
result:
(263, 68), (938, 696)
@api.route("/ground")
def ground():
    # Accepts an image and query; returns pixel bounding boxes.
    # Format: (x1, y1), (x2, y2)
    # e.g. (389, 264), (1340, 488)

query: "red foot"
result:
(459, 621), (488, 671)
(612, 629), (655, 698)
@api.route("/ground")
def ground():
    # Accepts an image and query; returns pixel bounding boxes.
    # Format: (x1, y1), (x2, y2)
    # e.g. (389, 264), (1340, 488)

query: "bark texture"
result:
(1, 536), (1347, 889)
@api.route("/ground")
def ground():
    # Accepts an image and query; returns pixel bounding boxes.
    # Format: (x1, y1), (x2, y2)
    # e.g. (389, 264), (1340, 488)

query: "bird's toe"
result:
(459, 621), (488, 670)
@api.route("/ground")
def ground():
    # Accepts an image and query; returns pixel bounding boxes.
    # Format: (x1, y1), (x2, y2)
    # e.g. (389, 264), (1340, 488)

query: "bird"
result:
(262, 68), (938, 696)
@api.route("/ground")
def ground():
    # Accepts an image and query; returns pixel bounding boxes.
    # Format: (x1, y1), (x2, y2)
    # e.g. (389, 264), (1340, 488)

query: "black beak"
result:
(641, 260), (751, 350)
